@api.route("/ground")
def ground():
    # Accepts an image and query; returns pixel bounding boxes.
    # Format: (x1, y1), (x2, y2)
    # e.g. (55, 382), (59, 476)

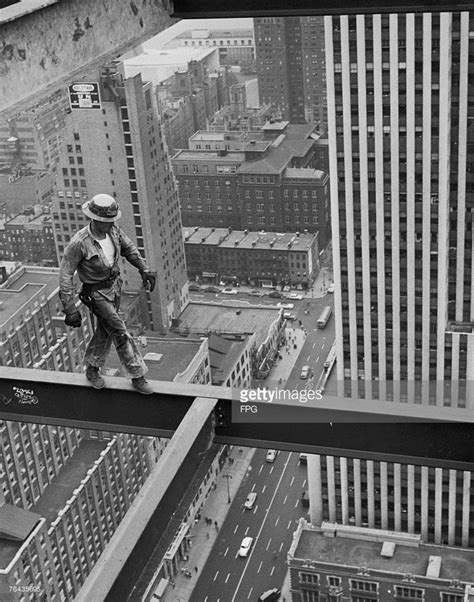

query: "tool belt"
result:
(81, 274), (118, 294)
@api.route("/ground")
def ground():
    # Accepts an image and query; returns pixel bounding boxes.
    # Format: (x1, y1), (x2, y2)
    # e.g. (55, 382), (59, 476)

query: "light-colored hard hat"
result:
(82, 193), (121, 222)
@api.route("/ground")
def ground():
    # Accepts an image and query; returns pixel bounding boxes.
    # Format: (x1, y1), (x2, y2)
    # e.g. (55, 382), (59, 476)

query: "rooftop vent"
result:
(425, 556), (442, 579)
(143, 352), (163, 362)
(381, 542), (396, 558)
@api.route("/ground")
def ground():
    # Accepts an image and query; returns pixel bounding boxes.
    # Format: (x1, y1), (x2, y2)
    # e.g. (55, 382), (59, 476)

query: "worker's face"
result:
(92, 220), (114, 235)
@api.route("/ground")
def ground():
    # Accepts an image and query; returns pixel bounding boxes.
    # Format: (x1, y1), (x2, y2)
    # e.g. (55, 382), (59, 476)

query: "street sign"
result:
(68, 82), (101, 110)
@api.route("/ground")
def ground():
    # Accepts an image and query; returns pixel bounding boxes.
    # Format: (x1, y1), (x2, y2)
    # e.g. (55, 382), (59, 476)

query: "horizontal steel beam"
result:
(171, 0), (474, 18)
(0, 368), (472, 469)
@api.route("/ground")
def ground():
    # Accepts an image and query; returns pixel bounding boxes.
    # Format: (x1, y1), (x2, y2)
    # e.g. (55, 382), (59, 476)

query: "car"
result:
(277, 302), (294, 310)
(244, 492), (257, 510)
(268, 290), (283, 299)
(222, 287), (238, 294)
(327, 284), (335, 293)
(248, 289), (263, 297)
(287, 292), (303, 300)
(300, 365), (311, 379)
(301, 490), (310, 507)
(266, 449), (277, 463)
(188, 283), (201, 292)
(283, 311), (297, 321)
(258, 588), (281, 602)
(238, 536), (254, 557)
(299, 453), (308, 464)
(203, 285), (221, 293)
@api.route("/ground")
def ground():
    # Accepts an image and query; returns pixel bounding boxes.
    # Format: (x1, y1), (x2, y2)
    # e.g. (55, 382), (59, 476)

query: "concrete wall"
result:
(0, 0), (176, 113)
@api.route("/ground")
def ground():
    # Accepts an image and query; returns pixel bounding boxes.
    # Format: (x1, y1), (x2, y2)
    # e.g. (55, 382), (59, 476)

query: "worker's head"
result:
(82, 194), (121, 225)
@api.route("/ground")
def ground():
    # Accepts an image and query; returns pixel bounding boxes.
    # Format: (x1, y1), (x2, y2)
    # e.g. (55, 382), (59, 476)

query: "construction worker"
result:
(59, 193), (156, 395)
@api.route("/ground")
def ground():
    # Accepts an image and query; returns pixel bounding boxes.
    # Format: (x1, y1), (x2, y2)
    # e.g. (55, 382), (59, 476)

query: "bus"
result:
(317, 305), (332, 328)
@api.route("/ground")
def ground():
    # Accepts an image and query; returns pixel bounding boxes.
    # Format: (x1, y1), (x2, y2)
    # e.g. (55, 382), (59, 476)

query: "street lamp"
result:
(223, 473), (233, 503)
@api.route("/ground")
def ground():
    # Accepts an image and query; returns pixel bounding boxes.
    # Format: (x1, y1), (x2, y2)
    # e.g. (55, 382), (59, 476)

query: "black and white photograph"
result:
(0, 0), (473, 600)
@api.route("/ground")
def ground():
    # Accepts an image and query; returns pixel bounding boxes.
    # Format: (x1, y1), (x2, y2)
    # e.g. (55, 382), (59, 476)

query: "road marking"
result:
(321, 343), (326, 349)
(290, 476), (295, 486)
(266, 538), (272, 551)
(303, 479), (307, 487)
(316, 355), (319, 363)
(245, 526), (249, 536)
(247, 588), (253, 600)
(275, 516), (280, 527)
(279, 541), (284, 552)
(257, 561), (263, 573)
(306, 355), (311, 361)
(253, 505), (258, 514)
(312, 342), (316, 348)
(270, 566), (275, 576)
(283, 495), (288, 504)
(251, 483), (256, 491)
(234, 525), (239, 535)
(231, 452), (293, 602)
(287, 520), (292, 530)
(214, 570), (219, 581)
(225, 573), (231, 584)
(262, 485), (266, 494)
(294, 499), (299, 508)
(224, 547), (229, 557)
(259, 465), (263, 475)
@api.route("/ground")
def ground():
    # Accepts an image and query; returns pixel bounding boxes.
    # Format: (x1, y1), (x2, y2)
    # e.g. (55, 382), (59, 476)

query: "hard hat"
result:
(82, 194), (121, 222)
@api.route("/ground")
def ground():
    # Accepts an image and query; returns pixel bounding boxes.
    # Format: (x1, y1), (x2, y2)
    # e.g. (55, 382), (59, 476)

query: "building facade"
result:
(184, 227), (319, 288)
(254, 17), (326, 127)
(288, 519), (474, 602)
(1, 211), (56, 265)
(52, 64), (189, 332)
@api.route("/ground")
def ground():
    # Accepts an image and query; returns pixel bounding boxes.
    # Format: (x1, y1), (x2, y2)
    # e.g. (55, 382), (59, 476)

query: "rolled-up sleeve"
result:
(59, 242), (83, 314)
(119, 228), (149, 273)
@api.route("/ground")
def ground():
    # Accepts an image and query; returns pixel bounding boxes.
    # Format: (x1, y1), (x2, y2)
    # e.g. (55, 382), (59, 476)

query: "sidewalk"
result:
(162, 447), (256, 602)
(265, 327), (307, 389)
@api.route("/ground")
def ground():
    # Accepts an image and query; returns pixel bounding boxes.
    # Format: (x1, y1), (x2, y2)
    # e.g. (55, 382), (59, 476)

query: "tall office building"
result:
(307, 12), (474, 549)
(325, 13), (473, 402)
(52, 63), (189, 332)
(254, 17), (326, 127)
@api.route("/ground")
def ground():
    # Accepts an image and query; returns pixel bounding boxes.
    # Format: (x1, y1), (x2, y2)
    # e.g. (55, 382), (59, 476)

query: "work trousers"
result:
(83, 280), (147, 379)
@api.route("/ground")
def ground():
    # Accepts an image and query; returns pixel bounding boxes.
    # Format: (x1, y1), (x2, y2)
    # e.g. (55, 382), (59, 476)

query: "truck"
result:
(317, 305), (332, 328)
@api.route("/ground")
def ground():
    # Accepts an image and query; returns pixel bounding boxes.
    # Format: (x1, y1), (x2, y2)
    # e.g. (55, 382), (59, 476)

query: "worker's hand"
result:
(141, 271), (156, 292)
(65, 310), (82, 328)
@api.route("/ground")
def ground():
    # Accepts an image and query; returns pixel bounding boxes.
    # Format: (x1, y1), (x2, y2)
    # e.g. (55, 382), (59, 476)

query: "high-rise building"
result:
(254, 17), (326, 127)
(306, 12), (474, 549)
(325, 13), (473, 401)
(52, 63), (189, 332)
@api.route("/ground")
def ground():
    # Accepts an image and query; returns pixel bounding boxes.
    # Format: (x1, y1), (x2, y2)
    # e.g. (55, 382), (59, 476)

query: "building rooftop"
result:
(106, 334), (206, 382)
(284, 167), (327, 181)
(208, 333), (251, 385)
(125, 46), (217, 67)
(237, 138), (314, 175)
(177, 302), (281, 349)
(172, 149), (245, 163)
(0, 266), (59, 328)
(293, 521), (474, 582)
(219, 230), (317, 251)
(183, 227), (230, 246)
(171, 28), (254, 40)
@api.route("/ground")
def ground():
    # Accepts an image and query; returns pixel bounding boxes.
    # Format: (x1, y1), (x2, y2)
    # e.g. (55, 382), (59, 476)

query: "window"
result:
(299, 572), (319, 585)
(394, 586), (424, 599)
(440, 595), (464, 602)
(350, 580), (377, 593)
(328, 576), (341, 586)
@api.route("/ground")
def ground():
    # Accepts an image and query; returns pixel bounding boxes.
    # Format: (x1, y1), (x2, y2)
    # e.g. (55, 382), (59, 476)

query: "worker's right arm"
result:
(59, 241), (83, 317)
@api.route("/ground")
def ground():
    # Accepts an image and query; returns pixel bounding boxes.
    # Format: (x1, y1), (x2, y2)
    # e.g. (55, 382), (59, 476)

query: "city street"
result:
(190, 449), (309, 601)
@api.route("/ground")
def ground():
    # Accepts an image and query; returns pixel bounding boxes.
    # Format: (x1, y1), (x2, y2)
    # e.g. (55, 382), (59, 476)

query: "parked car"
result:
(277, 302), (294, 310)
(283, 311), (297, 321)
(244, 492), (257, 510)
(248, 289), (263, 297)
(222, 287), (238, 294)
(188, 283), (201, 292)
(287, 292), (303, 300)
(203, 285), (221, 293)
(266, 449), (277, 463)
(268, 290), (283, 299)
(238, 536), (254, 557)
(300, 365), (311, 379)
(327, 284), (335, 293)
(258, 588), (281, 602)
(299, 453), (308, 464)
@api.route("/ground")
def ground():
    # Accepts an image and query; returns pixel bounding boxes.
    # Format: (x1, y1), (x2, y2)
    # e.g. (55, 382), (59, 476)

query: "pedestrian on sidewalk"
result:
(206, 532), (210, 539)
(194, 566), (198, 573)
(214, 521), (219, 531)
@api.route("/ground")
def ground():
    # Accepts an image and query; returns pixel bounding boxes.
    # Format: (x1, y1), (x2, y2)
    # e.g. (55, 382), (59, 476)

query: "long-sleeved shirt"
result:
(59, 224), (149, 314)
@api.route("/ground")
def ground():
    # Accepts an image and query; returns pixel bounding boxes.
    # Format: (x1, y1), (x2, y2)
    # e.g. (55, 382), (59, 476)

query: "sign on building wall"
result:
(68, 83), (101, 110)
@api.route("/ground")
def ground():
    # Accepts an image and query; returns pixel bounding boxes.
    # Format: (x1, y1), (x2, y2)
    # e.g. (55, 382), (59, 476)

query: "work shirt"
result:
(59, 224), (149, 314)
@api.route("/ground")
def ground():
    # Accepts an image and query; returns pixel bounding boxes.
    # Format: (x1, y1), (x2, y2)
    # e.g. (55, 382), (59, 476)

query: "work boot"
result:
(132, 377), (153, 395)
(85, 366), (105, 389)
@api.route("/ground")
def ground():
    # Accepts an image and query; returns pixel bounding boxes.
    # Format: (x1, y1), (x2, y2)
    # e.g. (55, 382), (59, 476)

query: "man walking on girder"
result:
(59, 193), (156, 395)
